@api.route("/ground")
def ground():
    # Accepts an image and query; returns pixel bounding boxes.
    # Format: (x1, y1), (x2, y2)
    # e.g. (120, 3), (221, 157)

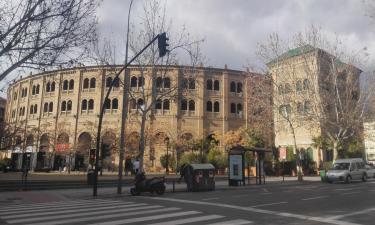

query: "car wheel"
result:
(362, 174), (367, 182)
(345, 175), (352, 184)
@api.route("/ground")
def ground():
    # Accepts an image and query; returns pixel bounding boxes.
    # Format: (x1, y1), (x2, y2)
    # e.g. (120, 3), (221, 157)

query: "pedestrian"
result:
(133, 158), (140, 174)
(125, 157), (132, 176)
(178, 163), (187, 183)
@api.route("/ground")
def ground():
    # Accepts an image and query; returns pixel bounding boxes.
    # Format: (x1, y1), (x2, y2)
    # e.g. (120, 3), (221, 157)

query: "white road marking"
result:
(301, 196), (328, 201)
(328, 207), (375, 220)
(0, 199), (118, 212)
(207, 219), (253, 225)
(147, 214), (224, 225)
(92, 211), (201, 225)
(147, 197), (361, 225)
(341, 191), (361, 195)
(7, 205), (163, 224)
(24, 207), (180, 225)
(233, 195), (248, 198)
(260, 192), (272, 195)
(202, 197), (220, 201)
(1, 203), (145, 219)
(251, 201), (288, 207)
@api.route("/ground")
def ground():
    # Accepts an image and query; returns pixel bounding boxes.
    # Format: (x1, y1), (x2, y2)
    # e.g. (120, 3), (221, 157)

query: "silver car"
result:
(326, 158), (367, 183)
(365, 164), (375, 179)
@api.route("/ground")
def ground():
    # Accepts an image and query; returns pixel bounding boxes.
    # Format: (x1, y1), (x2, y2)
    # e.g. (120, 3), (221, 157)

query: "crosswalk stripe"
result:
(0, 199), (120, 212)
(207, 219), (253, 225)
(24, 207), (181, 225)
(7, 204), (162, 224)
(147, 214), (225, 225)
(92, 211), (201, 225)
(1, 203), (146, 219)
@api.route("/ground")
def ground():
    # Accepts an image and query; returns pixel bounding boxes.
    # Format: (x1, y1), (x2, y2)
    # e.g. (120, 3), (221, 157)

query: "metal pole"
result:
(93, 35), (160, 197)
(117, 0), (133, 195)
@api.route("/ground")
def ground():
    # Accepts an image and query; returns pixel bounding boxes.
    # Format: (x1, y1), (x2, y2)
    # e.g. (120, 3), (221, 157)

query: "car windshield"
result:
(332, 163), (350, 170)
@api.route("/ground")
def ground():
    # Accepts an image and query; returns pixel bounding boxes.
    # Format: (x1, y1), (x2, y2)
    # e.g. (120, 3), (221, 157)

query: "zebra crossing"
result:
(0, 199), (252, 225)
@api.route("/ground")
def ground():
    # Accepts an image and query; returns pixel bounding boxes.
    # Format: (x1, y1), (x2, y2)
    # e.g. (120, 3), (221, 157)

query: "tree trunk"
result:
(138, 112), (147, 172)
(333, 141), (338, 160)
(290, 124), (303, 181)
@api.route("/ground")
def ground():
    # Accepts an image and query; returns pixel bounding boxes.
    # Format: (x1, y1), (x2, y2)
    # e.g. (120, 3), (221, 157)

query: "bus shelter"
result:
(228, 146), (271, 186)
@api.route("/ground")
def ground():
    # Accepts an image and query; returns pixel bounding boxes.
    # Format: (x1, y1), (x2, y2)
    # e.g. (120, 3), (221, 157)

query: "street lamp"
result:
(165, 137), (170, 174)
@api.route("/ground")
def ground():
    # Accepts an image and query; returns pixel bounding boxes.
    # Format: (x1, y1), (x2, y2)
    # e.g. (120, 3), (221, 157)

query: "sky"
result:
(97, 0), (375, 72)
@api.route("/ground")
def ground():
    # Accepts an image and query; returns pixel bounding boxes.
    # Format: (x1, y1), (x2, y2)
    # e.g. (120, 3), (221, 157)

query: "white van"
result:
(326, 158), (367, 183)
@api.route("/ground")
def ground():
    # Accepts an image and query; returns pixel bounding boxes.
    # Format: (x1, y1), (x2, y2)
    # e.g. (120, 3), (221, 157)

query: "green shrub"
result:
(160, 154), (176, 170)
(207, 148), (227, 169)
(179, 152), (207, 167)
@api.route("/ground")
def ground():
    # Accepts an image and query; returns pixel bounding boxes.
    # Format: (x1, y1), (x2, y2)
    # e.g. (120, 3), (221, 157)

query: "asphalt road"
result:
(0, 180), (374, 225)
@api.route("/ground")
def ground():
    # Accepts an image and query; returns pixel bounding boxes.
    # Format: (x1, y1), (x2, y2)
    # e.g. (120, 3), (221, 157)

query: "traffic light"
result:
(158, 32), (169, 57)
(101, 143), (111, 158)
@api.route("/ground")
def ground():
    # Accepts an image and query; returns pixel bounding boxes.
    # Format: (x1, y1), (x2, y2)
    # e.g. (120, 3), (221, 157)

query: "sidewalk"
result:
(0, 176), (321, 205)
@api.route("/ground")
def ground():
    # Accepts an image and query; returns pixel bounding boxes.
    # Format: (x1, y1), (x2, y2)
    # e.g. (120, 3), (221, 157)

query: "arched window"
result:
(214, 101), (220, 112)
(51, 82), (55, 92)
(111, 98), (118, 110)
(284, 83), (291, 94)
(81, 99), (87, 111)
(237, 103), (242, 114)
(214, 80), (220, 91)
(138, 77), (144, 87)
(48, 102), (53, 112)
(34, 104), (37, 114)
(181, 78), (188, 89)
(69, 79), (74, 90)
(44, 103), (48, 113)
(237, 82), (242, 93)
(63, 80), (68, 90)
(36, 84), (40, 94)
(32, 85), (36, 95)
(296, 80), (302, 92)
(303, 79), (310, 90)
(67, 100), (72, 111)
(130, 76), (137, 87)
(156, 77), (163, 88)
(19, 108), (22, 116)
(206, 101), (212, 112)
(230, 82), (236, 92)
(129, 99), (137, 110)
(155, 99), (162, 110)
(46, 82), (51, 92)
(137, 98), (144, 108)
(61, 101), (67, 111)
(206, 79), (213, 90)
(164, 77), (170, 89)
(30, 105), (34, 114)
(113, 77), (120, 88)
(106, 77), (112, 88)
(304, 101), (311, 113)
(88, 99), (94, 110)
(90, 78), (96, 89)
(83, 78), (89, 89)
(188, 100), (195, 111)
(163, 99), (170, 110)
(181, 99), (187, 110)
(278, 85), (283, 95)
(230, 103), (236, 113)
(104, 98), (111, 110)
(188, 78), (195, 89)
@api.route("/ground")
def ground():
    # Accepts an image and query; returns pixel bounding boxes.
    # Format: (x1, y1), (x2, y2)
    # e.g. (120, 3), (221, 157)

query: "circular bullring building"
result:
(3, 65), (249, 172)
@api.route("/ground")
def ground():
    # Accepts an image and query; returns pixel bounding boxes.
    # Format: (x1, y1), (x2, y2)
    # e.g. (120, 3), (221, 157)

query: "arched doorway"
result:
(77, 132), (92, 170)
(102, 131), (117, 171)
(54, 133), (70, 170)
(126, 132), (140, 158)
(37, 134), (50, 169)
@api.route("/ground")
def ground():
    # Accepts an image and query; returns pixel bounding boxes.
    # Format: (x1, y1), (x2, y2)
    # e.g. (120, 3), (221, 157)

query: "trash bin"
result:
(184, 164), (215, 191)
(87, 169), (95, 185)
(319, 170), (326, 182)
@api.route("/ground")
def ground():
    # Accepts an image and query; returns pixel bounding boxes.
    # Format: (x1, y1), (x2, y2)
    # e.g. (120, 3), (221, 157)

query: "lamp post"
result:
(165, 137), (170, 174)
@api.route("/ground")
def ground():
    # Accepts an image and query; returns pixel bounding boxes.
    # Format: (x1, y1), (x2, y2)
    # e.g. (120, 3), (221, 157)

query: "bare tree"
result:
(126, 0), (204, 171)
(0, 0), (99, 83)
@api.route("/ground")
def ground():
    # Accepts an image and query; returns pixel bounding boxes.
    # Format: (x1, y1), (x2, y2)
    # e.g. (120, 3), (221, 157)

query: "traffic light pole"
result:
(93, 34), (161, 197)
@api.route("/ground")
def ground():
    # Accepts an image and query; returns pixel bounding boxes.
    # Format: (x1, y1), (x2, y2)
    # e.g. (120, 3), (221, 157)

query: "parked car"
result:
(326, 158), (367, 183)
(365, 164), (375, 179)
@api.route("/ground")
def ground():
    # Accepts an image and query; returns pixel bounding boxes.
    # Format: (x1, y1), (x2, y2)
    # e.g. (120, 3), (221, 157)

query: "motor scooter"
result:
(130, 172), (166, 196)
